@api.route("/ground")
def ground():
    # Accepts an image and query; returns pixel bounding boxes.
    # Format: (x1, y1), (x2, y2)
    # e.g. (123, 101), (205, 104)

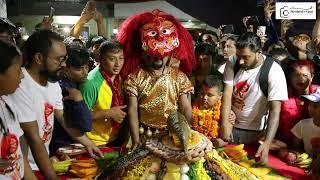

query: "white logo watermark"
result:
(276, 2), (316, 19)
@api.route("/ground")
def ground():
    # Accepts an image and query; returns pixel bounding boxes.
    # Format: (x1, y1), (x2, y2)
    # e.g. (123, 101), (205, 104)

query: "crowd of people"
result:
(0, 0), (320, 179)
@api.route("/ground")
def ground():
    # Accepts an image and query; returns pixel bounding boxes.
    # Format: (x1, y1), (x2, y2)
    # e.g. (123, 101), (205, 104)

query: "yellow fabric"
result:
(86, 81), (118, 146)
(124, 67), (194, 129)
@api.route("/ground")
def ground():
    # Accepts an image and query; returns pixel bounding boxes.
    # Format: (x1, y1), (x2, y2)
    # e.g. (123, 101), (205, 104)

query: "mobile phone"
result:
(49, 7), (55, 20)
(257, 26), (266, 36)
(246, 15), (260, 27)
(221, 24), (235, 34)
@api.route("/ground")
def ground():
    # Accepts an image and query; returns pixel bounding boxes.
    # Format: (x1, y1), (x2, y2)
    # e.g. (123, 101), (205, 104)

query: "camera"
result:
(280, 6), (290, 18)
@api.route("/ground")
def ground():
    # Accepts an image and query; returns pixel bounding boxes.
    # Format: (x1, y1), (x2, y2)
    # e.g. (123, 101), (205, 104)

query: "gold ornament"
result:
(146, 128), (153, 137)
(154, 129), (160, 134)
(139, 127), (145, 134)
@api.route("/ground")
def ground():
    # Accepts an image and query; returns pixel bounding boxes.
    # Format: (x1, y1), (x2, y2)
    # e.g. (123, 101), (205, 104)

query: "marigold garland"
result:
(192, 100), (221, 140)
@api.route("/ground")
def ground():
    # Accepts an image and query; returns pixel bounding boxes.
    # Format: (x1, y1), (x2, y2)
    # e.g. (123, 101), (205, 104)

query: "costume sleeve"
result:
(80, 80), (98, 109)
(176, 70), (194, 96)
(124, 73), (139, 97)
(291, 120), (303, 139)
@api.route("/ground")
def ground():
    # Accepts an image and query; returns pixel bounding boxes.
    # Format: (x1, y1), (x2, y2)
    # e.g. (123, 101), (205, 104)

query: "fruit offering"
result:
(69, 158), (98, 178)
(277, 149), (313, 169)
(223, 144), (248, 162)
(52, 159), (73, 174)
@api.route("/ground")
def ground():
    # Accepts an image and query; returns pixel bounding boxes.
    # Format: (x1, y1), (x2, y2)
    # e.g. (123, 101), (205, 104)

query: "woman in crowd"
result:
(277, 60), (319, 146)
(0, 40), (36, 179)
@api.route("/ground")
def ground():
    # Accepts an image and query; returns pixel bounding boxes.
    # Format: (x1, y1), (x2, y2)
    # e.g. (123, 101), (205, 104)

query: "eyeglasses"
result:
(48, 55), (68, 66)
(293, 34), (311, 42)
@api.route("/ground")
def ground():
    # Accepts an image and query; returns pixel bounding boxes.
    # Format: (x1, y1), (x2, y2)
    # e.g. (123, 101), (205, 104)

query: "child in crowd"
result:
(0, 40), (36, 179)
(291, 88), (320, 156)
(192, 75), (223, 140)
(49, 45), (93, 155)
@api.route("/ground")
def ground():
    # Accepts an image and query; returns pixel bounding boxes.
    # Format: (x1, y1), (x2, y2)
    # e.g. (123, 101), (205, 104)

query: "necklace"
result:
(192, 100), (221, 140)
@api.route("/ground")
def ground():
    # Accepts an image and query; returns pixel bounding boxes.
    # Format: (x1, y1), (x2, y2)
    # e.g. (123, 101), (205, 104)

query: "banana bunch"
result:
(294, 153), (313, 169)
(52, 159), (73, 174)
(69, 158), (98, 178)
(223, 144), (248, 162)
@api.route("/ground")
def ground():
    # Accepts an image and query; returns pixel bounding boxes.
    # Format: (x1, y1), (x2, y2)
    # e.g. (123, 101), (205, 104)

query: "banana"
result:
(296, 153), (309, 162)
(52, 159), (73, 173)
(297, 164), (310, 169)
(296, 157), (312, 165)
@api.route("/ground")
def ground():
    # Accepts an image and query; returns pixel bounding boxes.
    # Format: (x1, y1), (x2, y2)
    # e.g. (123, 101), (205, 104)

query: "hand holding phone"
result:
(49, 7), (55, 20)
(246, 16), (260, 27)
(257, 26), (266, 37)
(221, 24), (235, 35)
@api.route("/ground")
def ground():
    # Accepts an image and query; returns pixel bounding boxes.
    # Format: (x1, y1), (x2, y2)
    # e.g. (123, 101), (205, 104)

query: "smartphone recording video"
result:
(246, 16), (260, 28)
(221, 24), (235, 34)
(49, 7), (55, 20)
(257, 26), (266, 37)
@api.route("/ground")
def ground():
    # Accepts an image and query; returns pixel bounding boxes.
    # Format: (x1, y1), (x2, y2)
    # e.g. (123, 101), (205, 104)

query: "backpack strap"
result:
(233, 56), (241, 77)
(259, 55), (274, 97)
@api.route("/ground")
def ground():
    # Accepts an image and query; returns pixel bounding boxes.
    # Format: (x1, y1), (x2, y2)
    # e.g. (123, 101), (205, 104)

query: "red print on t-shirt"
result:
(233, 80), (250, 111)
(42, 103), (53, 143)
(0, 133), (21, 179)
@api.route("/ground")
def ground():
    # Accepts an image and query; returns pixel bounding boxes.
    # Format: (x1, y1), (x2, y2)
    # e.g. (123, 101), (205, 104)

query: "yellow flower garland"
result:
(192, 100), (221, 140)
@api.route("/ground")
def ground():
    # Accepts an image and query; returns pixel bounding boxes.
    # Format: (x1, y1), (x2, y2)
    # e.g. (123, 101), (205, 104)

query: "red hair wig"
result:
(289, 60), (315, 75)
(117, 10), (195, 78)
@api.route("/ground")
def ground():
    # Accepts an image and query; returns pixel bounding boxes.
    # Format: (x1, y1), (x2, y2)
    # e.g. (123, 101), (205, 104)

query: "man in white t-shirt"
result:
(7, 30), (101, 179)
(291, 88), (320, 156)
(220, 32), (288, 164)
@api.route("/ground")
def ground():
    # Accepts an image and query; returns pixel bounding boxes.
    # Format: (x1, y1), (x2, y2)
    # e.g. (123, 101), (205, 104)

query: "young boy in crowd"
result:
(80, 39), (126, 147)
(192, 74), (224, 140)
(192, 74), (236, 146)
(291, 88), (320, 156)
(49, 45), (94, 155)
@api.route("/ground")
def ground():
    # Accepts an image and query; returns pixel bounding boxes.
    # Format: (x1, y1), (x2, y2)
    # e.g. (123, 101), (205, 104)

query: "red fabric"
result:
(277, 84), (320, 145)
(244, 145), (310, 180)
(100, 67), (124, 129)
(100, 67), (123, 107)
(1, 133), (18, 159)
(116, 9), (195, 78)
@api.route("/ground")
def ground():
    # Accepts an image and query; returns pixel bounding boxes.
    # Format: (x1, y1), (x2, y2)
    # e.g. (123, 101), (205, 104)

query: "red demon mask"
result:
(140, 16), (179, 58)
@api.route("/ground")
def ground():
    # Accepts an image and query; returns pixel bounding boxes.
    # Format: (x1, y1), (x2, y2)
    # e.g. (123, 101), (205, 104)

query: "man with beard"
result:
(119, 10), (195, 149)
(7, 30), (101, 179)
(220, 32), (288, 164)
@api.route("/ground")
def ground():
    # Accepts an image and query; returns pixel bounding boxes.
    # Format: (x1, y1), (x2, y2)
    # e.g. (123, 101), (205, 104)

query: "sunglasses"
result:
(293, 34), (311, 42)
